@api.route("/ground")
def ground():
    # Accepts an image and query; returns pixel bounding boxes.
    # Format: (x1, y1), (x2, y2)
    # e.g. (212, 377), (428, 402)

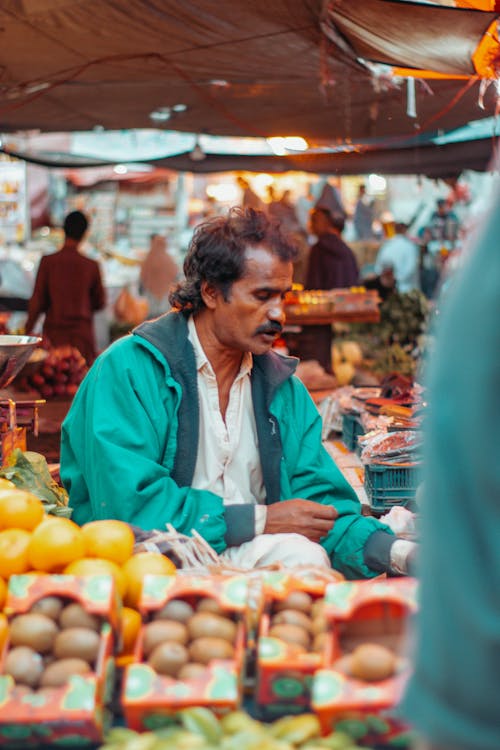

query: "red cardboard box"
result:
(311, 578), (418, 746)
(0, 573), (120, 747)
(122, 573), (248, 732)
(255, 571), (340, 717)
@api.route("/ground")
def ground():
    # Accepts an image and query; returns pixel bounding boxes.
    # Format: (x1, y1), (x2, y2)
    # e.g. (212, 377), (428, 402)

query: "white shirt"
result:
(187, 317), (267, 534)
(375, 234), (420, 293)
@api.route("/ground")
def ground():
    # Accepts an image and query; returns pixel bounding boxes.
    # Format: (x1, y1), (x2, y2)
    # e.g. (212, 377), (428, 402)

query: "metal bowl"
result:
(0, 335), (43, 388)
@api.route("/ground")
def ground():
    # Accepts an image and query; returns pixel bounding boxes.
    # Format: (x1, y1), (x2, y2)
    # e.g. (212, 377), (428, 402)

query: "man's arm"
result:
(90, 262), (106, 312)
(25, 258), (49, 333)
(277, 377), (399, 579)
(60, 338), (229, 552)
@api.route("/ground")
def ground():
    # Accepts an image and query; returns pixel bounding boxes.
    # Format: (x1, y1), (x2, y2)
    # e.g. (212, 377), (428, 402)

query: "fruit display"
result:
(311, 579), (417, 745)
(256, 576), (336, 714)
(20, 345), (88, 399)
(0, 573), (119, 746)
(122, 575), (248, 730)
(99, 707), (371, 750)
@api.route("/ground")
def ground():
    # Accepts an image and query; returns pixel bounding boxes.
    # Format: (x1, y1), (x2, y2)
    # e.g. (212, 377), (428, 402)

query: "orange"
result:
(63, 557), (126, 599)
(0, 613), (8, 650)
(27, 517), (86, 572)
(81, 520), (135, 565)
(0, 528), (31, 578)
(121, 552), (176, 609)
(118, 606), (142, 655)
(0, 490), (45, 531)
(0, 479), (15, 490)
(0, 577), (6, 609)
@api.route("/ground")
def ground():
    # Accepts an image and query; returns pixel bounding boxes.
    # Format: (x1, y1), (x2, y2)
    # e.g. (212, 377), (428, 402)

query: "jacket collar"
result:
(134, 310), (298, 403)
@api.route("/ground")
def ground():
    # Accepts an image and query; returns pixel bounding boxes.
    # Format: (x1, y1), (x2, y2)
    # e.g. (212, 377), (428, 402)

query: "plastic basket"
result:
(341, 413), (364, 452)
(364, 463), (420, 512)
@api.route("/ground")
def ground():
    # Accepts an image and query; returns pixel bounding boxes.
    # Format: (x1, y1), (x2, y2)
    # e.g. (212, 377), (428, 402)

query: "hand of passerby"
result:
(264, 499), (337, 542)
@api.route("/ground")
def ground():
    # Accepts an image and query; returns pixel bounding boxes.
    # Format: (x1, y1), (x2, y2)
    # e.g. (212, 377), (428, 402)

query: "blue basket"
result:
(341, 413), (364, 452)
(364, 463), (420, 513)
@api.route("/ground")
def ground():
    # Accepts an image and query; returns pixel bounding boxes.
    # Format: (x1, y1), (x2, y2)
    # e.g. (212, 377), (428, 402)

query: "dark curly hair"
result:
(169, 207), (298, 313)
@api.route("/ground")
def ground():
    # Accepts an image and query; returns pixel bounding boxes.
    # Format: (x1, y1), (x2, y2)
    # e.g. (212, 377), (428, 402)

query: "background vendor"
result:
(61, 207), (415, 578)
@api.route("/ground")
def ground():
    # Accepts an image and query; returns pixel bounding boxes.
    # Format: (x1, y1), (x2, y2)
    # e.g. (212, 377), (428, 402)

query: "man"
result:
(374, 222), (420, 293)
(403, 188), (500, 750)
(61, 208), (414, 578)
(139, 234), (179, 319)
(306, 208), (359, 290)
(25, 210), (106, 364)
(427, 198), (459, 246)
(353, 184), (376, 241)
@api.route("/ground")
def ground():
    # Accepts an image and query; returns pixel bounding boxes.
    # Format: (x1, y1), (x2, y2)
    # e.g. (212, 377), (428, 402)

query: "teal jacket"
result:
(60, 312), (394, 579)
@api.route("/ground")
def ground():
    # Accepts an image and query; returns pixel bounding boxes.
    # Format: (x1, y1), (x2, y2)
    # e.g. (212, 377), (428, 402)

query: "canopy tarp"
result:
(0, 0), (499, 145)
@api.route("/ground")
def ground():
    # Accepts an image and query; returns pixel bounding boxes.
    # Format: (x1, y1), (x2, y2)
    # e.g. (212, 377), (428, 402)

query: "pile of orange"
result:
(0, 487), (177, 647)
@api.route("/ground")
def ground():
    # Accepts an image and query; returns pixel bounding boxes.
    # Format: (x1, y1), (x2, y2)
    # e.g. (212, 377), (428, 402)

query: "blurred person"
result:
(363, 265), (396, 302)
(402, 188), (500, 750)
(25, 210), (106, 365)
(139, 234), (179, 319)
(284, 208), (359, 372)
(315, 177), (346, 218)
(353, 184), (376, 240)
(306, 208), (359, 290)
(236, 175), (263, 211)
(61, 207), (415, 577)
(427, 198), (459, 246)
(374, 221), (420, 293)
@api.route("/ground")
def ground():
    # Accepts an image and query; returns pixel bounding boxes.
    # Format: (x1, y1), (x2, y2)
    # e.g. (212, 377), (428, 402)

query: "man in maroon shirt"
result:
(25, 211), (106, 364)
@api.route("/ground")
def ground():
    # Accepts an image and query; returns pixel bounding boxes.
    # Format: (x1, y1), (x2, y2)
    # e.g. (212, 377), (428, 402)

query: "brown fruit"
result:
(196, 598), (225, 615)
(148, 641), (188, 677)
(272, 609), (312, 632)
(274, 591), (313, 615)
(53, 627), (101, 664)
(153, 599), (194, 623)
(59, 602), (100, 632)
(143, 620), (188, 657)
(268, 623), (310, 649)
(9, 613), (58, 654)
(188, 636), (234, 664)
(4, 646), (43, 688)
(187, 612), (236, 643)
(41, 658), (91, 687)
(349, 643), (397, 682)
(31, 596), (64, 622)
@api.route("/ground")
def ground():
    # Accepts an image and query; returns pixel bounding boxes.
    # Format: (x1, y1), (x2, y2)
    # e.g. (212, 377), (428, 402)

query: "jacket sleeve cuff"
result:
(223, 504), (256, 547)
(363, 529), (396, 573)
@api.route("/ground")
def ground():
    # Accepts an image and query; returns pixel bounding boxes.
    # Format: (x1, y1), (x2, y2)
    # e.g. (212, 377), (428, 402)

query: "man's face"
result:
(210, 246), (293, 355)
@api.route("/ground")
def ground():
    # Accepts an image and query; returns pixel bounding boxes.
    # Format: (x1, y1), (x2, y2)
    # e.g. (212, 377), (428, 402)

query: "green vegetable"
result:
(0, 449), (71, 517)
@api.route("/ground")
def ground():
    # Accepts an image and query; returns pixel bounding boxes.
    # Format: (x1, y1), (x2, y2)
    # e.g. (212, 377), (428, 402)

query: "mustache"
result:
(255, 321), (283, 336)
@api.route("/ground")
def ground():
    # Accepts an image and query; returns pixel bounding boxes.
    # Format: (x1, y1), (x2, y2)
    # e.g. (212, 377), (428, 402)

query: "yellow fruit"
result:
(122, 552), (176, 609)
(0, 577), (7, 609)
(118, 606), (142, 655)
(0, 529), (32, 578)
(0, 490), (45, 531)
(0, 479), (15, 489)
(27, 518), (86, 572)
(81, 520), (135, 565)
(63, 557), (126, 599)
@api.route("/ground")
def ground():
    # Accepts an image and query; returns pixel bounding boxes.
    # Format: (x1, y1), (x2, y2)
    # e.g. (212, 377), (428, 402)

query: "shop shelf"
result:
(341, 413), (364, 452)
(364, 462), (420, 513)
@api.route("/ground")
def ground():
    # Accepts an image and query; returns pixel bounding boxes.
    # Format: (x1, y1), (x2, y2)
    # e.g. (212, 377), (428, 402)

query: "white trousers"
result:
(219, 533), (331, 569)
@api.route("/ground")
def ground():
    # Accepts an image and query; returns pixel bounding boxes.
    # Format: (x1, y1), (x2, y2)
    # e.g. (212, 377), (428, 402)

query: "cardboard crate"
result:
(122, 573), (249, 731)
(255, 571), (342, 718)
(311, 578), (417, 747)
(0, 574), (120, 747)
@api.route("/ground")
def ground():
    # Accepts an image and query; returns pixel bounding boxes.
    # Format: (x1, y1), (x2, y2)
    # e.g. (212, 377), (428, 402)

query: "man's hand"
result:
(264, 499), (337, 543)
